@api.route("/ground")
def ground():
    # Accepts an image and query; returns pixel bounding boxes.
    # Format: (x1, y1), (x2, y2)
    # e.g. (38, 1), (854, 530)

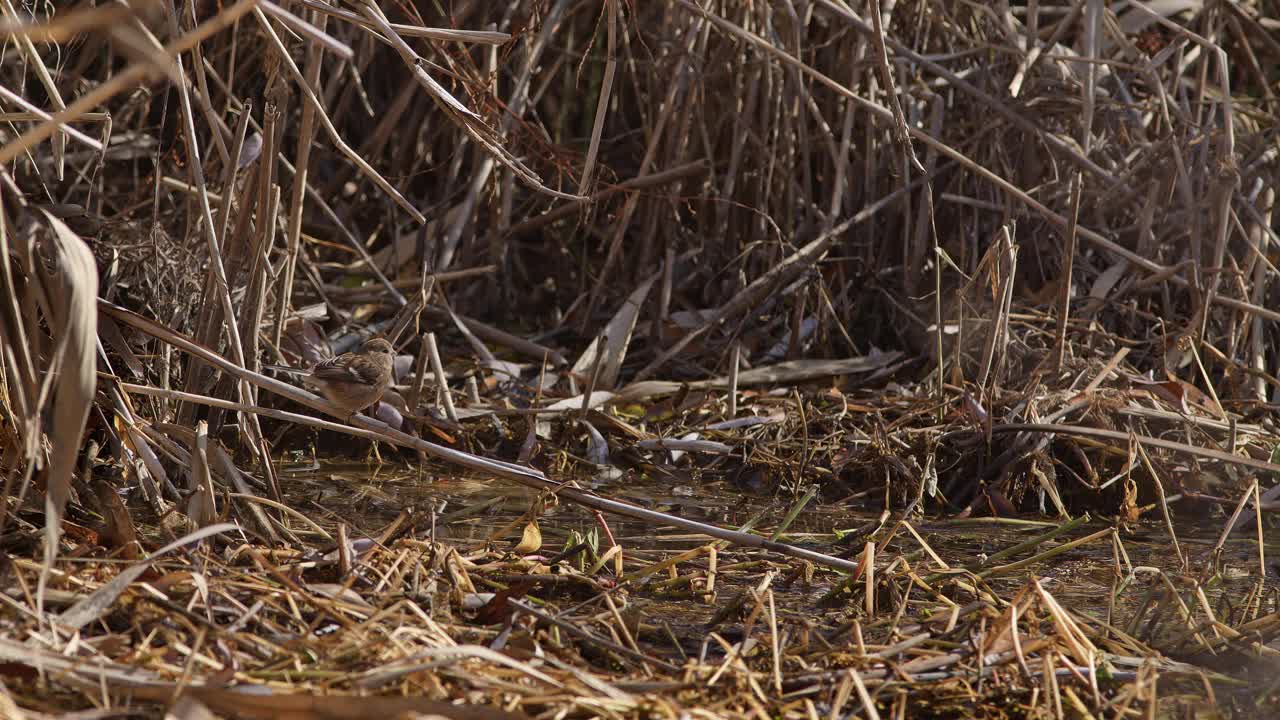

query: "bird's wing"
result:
(310, 356), (363, 383)
(311, 354), (381, 385)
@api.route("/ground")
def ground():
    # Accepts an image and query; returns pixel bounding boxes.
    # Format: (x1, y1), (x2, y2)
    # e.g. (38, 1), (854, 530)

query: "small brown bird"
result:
(270, 337), (396, 418)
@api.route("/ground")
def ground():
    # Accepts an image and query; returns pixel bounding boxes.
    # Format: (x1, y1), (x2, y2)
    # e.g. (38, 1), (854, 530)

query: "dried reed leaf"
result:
(33, 210), (97, 613)
(57, 522), (238, 631)
(571, 274), (657, 390)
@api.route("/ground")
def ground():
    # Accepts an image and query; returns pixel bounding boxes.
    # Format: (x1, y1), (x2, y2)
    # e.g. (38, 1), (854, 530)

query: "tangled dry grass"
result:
(1, 0), (1278, 717)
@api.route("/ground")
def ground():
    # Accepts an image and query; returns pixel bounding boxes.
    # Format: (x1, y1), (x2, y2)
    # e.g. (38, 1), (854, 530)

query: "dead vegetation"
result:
(1, 0), (1279, 717)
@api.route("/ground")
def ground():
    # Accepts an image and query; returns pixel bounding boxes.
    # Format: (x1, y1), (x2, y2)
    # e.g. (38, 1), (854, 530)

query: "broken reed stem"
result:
(1206, 480), (1261, 584)
(581, 332), (606, 417)
(864, 541), (876, 617)
(920, 515), (1089, 584)
(1186, 339), (1228, 421)
(977, 528), (1114, 579)
(933, 200), (945, 418)
(405, 330), (432, 455)
(728, 343), (740, 418)
(1254, 481), (1266, 581)
(424, 332), (457, 424)
(1054, 172), (1081, 371)
(465, 375), (481, 406)
(575, 0), (615, 195)
(1136, 441), (1186, 573)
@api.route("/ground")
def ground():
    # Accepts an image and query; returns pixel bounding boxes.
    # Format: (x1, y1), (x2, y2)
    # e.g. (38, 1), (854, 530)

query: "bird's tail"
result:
(263, 364), (308, 377)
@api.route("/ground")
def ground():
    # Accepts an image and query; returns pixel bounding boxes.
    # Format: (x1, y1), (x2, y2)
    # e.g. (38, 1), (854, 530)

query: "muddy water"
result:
(279, 460), (1270, 644)
(262, 460), (1280, 719)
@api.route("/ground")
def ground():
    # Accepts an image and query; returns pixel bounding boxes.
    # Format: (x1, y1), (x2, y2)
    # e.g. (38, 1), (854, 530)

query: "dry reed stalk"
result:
(1, 0), (1276, 716)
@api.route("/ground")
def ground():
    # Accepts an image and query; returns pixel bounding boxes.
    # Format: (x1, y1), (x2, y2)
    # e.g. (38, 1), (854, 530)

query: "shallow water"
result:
(278, 459), (1270, 641)
(270, 459), (1279, 718)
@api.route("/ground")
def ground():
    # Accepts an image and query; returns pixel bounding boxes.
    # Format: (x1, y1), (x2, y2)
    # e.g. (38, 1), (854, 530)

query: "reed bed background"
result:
(1, 0), (1278, 717)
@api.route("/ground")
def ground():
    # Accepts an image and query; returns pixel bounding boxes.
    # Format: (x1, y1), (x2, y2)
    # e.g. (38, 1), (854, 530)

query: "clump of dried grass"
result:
(1, 0), (1278, 717)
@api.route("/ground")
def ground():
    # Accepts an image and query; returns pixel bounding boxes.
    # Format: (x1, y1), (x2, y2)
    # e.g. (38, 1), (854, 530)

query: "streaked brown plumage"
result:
(273, 337), (395, 418)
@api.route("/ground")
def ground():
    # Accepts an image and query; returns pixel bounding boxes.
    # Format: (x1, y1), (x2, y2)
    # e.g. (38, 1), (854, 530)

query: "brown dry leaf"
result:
(1120, 476), (1141, 523)
(473, 580), (536, 625)
(94, 481), (140, 559)
(148, 571), (194, 592)
(34, 210), (98, 611)
(59, 519), (99, 546)
(511, 521), (542, 555)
